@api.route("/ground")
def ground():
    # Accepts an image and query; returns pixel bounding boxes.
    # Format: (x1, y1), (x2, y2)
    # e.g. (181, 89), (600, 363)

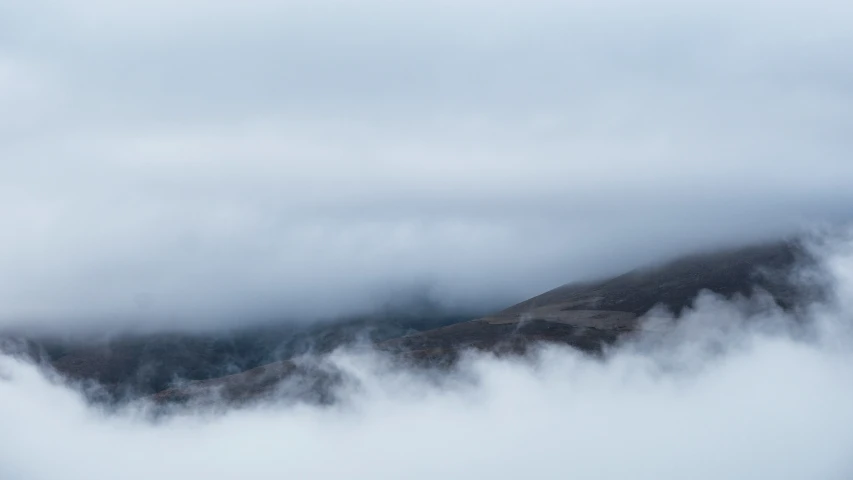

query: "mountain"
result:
(144, 239), (817, 407)
(8, 310), (474, 403)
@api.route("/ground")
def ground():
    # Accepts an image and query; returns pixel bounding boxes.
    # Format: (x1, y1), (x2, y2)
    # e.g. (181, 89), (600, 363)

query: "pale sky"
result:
(1, 0), (852, 331)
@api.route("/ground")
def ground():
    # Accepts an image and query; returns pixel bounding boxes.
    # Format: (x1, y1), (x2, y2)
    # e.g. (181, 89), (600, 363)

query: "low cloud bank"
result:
(0, 232), (852, 479)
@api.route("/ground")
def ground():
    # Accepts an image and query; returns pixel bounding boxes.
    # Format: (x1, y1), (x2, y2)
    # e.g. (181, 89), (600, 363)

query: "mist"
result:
(3, 1), (853, 475)
(1, 0), (853, 331)
(0, 228), (850, 479)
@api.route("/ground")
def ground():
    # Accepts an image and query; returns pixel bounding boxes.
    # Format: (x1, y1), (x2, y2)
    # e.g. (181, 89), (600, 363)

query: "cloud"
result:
(1, 229), (853, 479)
(2, 0), (853, 331)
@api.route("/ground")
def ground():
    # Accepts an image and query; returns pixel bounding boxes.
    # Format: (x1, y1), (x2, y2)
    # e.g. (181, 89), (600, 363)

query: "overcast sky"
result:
(1, 0), (853, 331)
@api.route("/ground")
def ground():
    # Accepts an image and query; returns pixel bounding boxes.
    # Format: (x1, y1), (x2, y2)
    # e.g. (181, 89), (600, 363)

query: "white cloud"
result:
(1, 0), (853, 330)
(0, 231), (852, 479)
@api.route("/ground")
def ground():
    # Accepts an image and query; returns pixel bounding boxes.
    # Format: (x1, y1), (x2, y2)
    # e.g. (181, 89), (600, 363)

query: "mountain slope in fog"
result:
(9, 310), (474, 402)
(149, 240), (816, 406)
(379, 241), (812, 359)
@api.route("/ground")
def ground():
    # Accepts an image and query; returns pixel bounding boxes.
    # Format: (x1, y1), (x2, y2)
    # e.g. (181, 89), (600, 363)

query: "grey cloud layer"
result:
(1, 0), (853, 330)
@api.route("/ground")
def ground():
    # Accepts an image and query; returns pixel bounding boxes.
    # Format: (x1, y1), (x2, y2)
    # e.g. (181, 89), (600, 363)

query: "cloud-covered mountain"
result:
(2, 0), (853, 477)
(1, 235), (819, 407)
(2, 231), (853, 479)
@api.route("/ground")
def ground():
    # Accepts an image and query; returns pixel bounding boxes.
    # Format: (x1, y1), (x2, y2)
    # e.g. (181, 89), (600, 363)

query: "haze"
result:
(1, 231), (852, 479)
(1, 0), (852, 332)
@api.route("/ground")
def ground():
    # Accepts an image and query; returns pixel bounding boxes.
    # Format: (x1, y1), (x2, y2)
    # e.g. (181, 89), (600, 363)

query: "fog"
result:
(2, 0), (853, 331)
(0, 227), (850, 479)
(3, 2), (853, 473)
